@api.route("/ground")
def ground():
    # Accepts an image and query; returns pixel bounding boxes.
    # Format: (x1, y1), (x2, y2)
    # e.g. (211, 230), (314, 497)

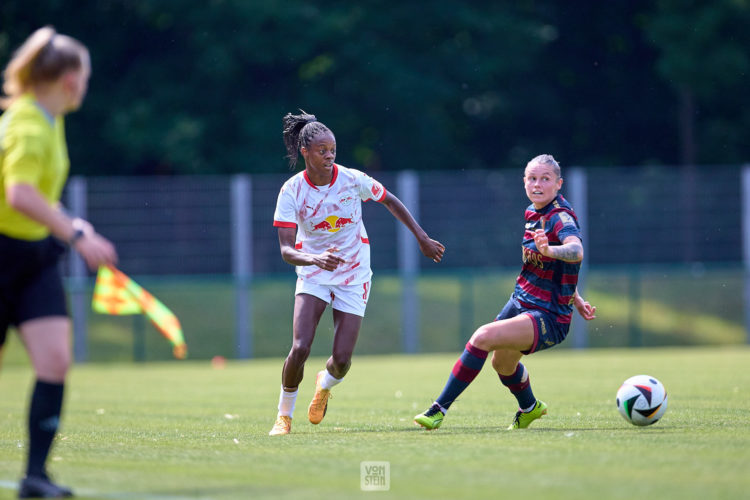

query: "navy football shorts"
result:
(0, 234), (68, 347)
(494, 296), (570, 354)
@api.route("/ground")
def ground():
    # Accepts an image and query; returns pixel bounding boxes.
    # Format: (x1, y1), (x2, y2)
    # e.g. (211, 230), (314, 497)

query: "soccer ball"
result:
(615, 375), (668, 426)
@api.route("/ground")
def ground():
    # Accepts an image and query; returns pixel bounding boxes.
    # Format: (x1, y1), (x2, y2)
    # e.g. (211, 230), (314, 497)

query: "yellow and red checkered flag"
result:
(92, 265), (187, 359)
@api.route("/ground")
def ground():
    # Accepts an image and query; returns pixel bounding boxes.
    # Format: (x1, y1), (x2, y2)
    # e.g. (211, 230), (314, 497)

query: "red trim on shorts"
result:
(361, 237), (369, 244)
(522, 312), (539, 354)
(362, 282), (369, 300)
(295, 242), (302, 250)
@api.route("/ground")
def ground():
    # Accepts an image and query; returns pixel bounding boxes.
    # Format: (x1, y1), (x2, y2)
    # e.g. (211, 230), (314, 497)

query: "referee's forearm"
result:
(6, 183), (77, 242)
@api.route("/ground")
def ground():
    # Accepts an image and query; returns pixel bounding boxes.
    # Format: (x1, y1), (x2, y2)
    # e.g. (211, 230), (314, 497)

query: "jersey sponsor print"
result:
(514, 194), (581, 324)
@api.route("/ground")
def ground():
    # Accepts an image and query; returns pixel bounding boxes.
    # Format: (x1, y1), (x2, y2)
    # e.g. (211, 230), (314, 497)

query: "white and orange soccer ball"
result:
(616, 375), (668, 426)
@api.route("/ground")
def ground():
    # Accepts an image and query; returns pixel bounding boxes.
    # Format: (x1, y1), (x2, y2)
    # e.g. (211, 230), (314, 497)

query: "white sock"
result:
(519, 364), (529, 383)
(521, 400), (537, 413)
(277, 386), (298, 417)
(320, 370), (343, 390)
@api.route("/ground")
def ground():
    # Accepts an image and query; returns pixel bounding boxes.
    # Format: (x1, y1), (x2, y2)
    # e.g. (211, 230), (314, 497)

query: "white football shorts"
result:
(295, 278), (372, 317)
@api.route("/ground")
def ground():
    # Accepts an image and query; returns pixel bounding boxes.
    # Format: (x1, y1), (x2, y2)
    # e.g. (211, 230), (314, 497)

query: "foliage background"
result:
(2, 1), (748, 177)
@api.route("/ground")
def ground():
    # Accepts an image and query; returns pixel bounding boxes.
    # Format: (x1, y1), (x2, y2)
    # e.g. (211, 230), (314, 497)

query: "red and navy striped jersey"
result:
(513, 194), (582, 324)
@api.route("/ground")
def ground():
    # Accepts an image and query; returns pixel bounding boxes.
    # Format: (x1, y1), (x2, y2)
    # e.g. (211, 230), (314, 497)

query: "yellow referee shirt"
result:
(0, 93), (69, 240)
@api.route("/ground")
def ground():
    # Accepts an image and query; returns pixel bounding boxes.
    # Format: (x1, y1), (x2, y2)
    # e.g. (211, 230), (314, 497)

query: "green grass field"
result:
(1, 347), (748, 499)
(1, 265), (742, 366)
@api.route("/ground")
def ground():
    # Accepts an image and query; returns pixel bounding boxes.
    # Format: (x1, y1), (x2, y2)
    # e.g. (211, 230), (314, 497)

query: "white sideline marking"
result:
(1, 479), (211, 499)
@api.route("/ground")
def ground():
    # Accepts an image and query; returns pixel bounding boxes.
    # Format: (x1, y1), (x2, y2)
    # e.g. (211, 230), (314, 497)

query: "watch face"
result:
(70, 229), (84, 245)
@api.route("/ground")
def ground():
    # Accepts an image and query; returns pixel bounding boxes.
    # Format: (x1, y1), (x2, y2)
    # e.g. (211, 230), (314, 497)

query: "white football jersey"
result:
(273, 164), (387, 285)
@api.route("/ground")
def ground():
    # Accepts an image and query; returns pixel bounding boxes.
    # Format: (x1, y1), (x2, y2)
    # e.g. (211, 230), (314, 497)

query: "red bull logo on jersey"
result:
(312, 215), (355, 233)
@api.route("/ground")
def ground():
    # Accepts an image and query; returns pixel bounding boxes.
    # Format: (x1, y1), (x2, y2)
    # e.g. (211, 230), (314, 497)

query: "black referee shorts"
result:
(0, 234), (68, 347)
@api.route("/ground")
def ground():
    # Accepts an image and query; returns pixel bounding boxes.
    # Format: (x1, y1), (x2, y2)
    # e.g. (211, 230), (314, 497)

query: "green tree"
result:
(645, 0), (750, 260)
(645, 0), (750, 165)
(1, 1), (746, 175)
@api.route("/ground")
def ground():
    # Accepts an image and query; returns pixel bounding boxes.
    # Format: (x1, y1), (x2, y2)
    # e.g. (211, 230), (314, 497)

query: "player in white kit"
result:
(269, 111), (445, 435)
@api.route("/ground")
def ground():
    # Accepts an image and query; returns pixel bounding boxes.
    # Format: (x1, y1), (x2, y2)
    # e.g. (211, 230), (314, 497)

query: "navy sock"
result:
(435, 342), (488, 410)
(498, 362), (536, 410)
(26, 380), (64, 477)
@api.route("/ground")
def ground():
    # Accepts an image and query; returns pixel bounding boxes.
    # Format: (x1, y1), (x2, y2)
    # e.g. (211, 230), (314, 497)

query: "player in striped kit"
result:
(269, 111), (444, 435)
(414, 154), (596, 430)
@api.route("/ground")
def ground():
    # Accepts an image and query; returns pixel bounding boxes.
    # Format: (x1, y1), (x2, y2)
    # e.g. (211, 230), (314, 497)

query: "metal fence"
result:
(62, 164), (748, 360)
(69, 165), (744, 275)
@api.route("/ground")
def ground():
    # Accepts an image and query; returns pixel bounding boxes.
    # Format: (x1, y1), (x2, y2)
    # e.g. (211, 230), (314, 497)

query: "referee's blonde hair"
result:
(1, 26), (88, 109)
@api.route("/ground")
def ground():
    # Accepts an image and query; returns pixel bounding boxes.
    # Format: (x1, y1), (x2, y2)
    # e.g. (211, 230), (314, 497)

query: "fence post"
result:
(459, 271), (474, 344)
(397, 171), (419, 353)
(742, 165), (750, 345)
(231, 175), (253, 359)
(67, 177), (88, 362)
(567, 167), (588, 348)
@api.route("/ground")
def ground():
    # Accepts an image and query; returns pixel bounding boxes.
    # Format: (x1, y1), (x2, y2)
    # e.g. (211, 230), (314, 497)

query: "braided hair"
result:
(282, 110), (333, 168)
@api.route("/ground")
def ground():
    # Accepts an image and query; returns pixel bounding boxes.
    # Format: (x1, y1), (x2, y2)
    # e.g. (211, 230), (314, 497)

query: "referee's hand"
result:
(72, 223), (118, 270)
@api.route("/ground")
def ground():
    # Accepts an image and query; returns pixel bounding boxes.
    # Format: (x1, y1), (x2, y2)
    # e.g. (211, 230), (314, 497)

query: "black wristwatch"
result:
(69, 228), (84, 246)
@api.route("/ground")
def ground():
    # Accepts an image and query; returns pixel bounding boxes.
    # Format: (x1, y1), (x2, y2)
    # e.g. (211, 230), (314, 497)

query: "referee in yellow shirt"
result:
(1, 27), (117, 498)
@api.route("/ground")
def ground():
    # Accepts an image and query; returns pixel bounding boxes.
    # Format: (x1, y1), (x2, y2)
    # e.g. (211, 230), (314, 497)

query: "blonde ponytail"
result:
(1, 26), (87, 109)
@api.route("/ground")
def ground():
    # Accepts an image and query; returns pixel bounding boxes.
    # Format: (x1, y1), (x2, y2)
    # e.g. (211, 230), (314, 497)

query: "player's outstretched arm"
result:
(380, 192), (445, 263)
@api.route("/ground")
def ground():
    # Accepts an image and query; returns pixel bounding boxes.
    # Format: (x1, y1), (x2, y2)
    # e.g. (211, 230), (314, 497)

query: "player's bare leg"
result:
(308, 310), (362, 424)
(327, 309), (362, 378)
(488, 333), (546, 430)
(491, 349), (524, 376)
(469, 314), (535, 352)
(416, 315), (538, 430)
(271, 294), (327, 435)
(281, 294), (327, 389)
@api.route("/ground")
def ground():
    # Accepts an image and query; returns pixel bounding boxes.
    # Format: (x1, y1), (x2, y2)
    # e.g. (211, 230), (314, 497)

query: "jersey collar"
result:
(23, 94), (55, 126)
(303, 163), (339, 190)
(538, 194), (564, 213)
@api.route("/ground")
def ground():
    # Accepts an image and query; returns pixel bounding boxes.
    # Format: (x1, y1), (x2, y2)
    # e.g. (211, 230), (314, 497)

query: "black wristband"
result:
(69, 228), (84, 246)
